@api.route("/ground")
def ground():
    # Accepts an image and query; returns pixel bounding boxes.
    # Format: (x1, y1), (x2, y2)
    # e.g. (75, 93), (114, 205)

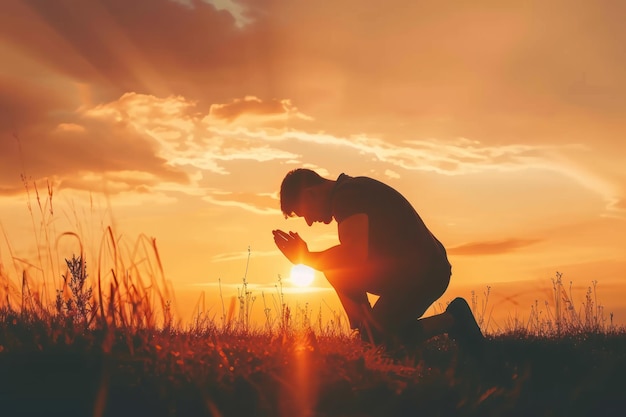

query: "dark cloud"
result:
(3, 0), (625, 134)
(0, 111), (189, 196)
(0, 75), (71, 132)
(448, 238), (541, 256)
(0, 0), (270, 102)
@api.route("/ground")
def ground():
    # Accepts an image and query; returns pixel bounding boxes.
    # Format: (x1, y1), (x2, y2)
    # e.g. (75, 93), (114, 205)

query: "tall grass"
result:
(467, 271), (617, 337)
(1, 180), (175, 354)
(0, 178), (343, 343)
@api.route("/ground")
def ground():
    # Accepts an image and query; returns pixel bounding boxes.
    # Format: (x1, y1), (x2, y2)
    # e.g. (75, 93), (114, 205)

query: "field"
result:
(1, 313), (626, 417)
(2, 261), (626, 417)
(1, 189), (625, 417)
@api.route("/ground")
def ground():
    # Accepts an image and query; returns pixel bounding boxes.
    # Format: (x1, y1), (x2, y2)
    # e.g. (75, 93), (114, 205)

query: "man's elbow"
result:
(346, 243), (368, 263)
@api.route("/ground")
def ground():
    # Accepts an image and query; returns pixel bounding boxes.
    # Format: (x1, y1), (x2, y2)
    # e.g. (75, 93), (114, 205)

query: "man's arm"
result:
(273, 213), (369, 270)
(305, 213), (368, 271)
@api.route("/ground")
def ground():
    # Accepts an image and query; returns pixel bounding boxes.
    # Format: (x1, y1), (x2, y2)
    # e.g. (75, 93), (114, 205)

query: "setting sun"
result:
(289, 264), (315, 287)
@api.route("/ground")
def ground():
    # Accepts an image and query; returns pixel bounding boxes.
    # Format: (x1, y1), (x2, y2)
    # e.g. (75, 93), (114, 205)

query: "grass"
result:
(1, 183), (626, 416)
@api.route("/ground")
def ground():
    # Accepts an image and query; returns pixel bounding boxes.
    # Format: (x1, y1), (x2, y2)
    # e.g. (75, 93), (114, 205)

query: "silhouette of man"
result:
(273, 169), (483, 351)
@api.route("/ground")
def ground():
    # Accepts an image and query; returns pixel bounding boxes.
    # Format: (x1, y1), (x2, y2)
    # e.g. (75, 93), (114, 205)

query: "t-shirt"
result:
(330, 173), (449, 268)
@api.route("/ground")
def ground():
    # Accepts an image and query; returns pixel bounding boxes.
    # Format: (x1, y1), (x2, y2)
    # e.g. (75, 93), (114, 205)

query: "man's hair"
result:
(280, 168), (326, 217)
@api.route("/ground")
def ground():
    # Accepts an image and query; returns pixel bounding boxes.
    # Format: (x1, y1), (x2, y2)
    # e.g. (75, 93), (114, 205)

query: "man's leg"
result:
(323, 270), (371, 331)
(335, 289), (370, 331)
(370, 267), (451, 346)
(397, 312), (455, 345)
(375, 296), (484, 353)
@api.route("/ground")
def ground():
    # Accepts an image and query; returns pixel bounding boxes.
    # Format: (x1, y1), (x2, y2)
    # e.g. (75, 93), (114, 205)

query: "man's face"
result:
(295, 187), (332, 226)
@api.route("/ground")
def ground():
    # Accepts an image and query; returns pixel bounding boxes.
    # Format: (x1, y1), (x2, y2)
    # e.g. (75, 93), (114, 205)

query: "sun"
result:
(289, 264), (315, 287)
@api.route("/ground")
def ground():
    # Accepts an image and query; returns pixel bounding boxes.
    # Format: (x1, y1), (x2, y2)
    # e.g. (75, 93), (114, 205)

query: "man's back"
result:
(330, 174), (447, 264)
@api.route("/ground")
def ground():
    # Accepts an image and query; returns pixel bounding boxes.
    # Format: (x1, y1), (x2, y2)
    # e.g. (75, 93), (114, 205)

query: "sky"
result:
(1, 0), (625, 330)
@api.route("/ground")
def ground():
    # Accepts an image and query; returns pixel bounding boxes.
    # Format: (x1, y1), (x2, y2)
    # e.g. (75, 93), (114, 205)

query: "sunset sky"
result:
(1, 0), (625, 329)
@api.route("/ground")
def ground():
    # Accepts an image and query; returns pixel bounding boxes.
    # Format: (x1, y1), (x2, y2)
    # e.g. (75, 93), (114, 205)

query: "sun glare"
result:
(290, 264), (315, 287)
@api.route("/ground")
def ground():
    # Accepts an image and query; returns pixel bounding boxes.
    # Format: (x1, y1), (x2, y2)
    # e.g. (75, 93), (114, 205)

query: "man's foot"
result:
(446, 297), (485, 357)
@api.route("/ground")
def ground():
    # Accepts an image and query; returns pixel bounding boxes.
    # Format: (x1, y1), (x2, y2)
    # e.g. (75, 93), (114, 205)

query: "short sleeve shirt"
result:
(330, 173), (448, 266)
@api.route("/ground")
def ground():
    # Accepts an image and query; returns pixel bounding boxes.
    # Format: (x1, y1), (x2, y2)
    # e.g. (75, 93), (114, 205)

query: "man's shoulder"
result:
(335, 174), (380, 188)
(332, 175), (393, 210)
(336, 176), (394, 199)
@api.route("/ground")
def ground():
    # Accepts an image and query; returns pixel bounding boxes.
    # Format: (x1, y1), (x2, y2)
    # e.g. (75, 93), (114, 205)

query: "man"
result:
(272, 169), (484, 352)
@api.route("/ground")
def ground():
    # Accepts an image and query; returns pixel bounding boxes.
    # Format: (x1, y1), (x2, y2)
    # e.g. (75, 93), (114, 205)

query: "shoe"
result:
(446, 297), (485, 356)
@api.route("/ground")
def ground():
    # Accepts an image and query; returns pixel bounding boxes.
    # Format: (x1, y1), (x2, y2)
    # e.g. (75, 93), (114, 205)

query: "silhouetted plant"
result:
(55, 254), (94, 327)
(236, 247), (256, 332)
(471, 285), (491, 332)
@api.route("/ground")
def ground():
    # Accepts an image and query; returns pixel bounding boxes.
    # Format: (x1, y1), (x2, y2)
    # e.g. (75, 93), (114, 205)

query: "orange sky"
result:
(1, 0), (625, 330)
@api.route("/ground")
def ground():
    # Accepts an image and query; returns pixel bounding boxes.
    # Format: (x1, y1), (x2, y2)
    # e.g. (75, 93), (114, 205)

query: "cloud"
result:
(56, 123), (86, 133)
(608, 198), (626, 213)
(88, 93), (300, 172)
(225, 125), (585, 177)
(0, 0), (245, 100)
(3, 0), (625, 130)
(202, 190), (281, 215)
(1, 120), (189, 197)
(171, 0), (250, 27)
(0, 75), (70, 132)
(208, 96), (312, 123)
(250, 127), (622, 212)
(56, 170), (177, 196)
(448, 238), (541, 256)
(300, 163), (330, 177)
(384, 169), (400, 179)
(3, 85), (619, 215)
(0, 92), (301, 197)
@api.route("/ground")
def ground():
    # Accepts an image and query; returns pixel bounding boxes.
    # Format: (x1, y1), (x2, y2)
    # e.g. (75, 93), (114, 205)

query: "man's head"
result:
(280, 168), (333, 225)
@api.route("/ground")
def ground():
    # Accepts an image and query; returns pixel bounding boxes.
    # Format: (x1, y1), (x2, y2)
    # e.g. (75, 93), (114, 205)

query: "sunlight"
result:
(289, 264), (315, 287)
